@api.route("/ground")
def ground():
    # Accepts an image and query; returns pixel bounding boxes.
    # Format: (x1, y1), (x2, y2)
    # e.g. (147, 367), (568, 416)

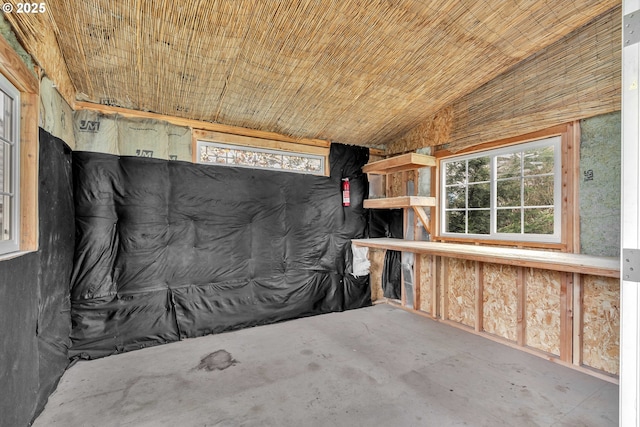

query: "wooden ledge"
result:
(363, 196), (436, 209)
(351, 238), (620, 278)
(362, 153), (435, 174)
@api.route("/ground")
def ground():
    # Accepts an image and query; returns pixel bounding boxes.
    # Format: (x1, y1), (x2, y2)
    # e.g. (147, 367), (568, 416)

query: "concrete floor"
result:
(34, 305), (618, 427)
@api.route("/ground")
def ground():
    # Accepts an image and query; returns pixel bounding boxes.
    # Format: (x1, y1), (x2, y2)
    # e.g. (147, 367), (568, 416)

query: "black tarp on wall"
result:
(369, 209), (403, 299)
(0, 129), (74, 427)
(70, 143), (370, 359)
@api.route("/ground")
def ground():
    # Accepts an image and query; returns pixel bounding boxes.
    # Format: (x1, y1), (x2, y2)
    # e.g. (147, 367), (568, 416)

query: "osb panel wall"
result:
(582, 275), (620, 375)
(446, 258), (475, 328)
(482, 263), (518, 342)
(418, 254), (433, 314)
(369, 249), (385, 302)
(525, 268), (561, 356)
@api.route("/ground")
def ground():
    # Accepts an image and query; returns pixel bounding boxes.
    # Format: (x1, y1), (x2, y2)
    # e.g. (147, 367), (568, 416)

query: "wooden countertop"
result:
(352, 238), (620, 278)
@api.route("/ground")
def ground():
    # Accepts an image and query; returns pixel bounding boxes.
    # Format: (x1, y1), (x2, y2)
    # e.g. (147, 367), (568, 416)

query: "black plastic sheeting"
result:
(70, 143), (370, 359)
(35, 130), (75, 414)
(0, 129), (74, 427)
(369, 210), (403, 299)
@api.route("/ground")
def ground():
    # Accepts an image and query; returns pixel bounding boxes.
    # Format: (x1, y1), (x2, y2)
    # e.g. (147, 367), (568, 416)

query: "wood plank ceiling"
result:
(18, 0), (622, 148)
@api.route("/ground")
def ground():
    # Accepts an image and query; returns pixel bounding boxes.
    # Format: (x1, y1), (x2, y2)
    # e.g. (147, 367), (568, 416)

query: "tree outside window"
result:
(441, 136), (560, 243)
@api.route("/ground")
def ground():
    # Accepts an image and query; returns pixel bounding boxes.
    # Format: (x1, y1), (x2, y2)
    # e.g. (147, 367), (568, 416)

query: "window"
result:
(197, 140), (326, 175)
(0, 74), (19, 255)
(441, 136), (561, 243)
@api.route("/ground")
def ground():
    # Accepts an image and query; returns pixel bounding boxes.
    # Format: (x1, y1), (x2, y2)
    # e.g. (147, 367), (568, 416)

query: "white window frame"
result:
(440, 136), (562, 243)
(196, 140), (326, 176)
(0, 73), (20, 255)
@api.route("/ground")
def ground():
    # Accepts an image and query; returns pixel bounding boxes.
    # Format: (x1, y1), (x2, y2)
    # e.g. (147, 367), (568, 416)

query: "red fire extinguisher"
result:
(342, 178), (350, 207)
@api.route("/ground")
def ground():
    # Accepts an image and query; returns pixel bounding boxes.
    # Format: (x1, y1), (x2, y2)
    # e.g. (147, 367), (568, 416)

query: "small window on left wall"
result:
(0, 73), (20, 255)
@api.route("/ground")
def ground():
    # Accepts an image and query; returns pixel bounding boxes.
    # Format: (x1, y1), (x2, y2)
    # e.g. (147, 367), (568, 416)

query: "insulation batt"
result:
(69, 144), (371, 359)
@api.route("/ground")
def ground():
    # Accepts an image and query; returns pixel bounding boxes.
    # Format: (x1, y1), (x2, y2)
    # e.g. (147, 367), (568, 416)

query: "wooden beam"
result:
(572, 272), (583, 367)
(351, 239), (620, 278)
(475, 262), (484, 333)
(441, 258), (449, 321)
(194, 130), (329, 157)
(2, 9), (75, 105)
(431, 163), (438, 239)
(0, 34), (37, 93)
(414, 254), (421, 311)
(560, 273), (573, 363)
(76, 101), (329, 147)
(0, 32), (39, 252)
(570, 121), (581, 253)
(363, 152), (436, 174)
(363, 196), (436, 209)
(434, 124), (571, 159)
(412, 206), (431, 234)
(435, 235), (565, 250)
(561, 126), (571, 250)
(517, 267), (526, 347)
(432, 256), (439, 317)
(19, 92), (38, 251)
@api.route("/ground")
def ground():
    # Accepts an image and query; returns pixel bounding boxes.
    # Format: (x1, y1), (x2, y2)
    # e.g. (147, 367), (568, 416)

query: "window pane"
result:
(446, 185), (465, 209)
(497, 208), (521, 233)
(468, 182), (489, 208)
(236, 150), (257, 166)
(468, 157), (489, 183)
(1, 194), (9, 241)
(523, 146), (554, 175)
(497, 178), (521, 207)
(4, 93), (12, 141)
(496, 152), (521, 179)
(0, 94), (4, 140)
(446, 210), (466, 233)
(0, 141), (5, 191)
(259, 152), (282, 168)
(524, 208), (554, 234)
(199, 142), (325, 175)
(307, 158), (322, 172)
(445, 161), (465, 185)
(285, 155), (308, 171)
(524, 175), (554, 206)
(469, 210), (490, 234)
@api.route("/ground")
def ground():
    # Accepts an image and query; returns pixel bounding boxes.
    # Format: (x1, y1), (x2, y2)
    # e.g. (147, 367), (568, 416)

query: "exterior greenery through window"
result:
(441, 136), (561, 243)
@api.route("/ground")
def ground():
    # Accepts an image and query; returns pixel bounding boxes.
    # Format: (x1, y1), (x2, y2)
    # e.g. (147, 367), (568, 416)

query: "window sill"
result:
(433, 235), (565, 250)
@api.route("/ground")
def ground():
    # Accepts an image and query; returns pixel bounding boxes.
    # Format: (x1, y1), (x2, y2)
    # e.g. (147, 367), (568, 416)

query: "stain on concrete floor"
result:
(196, 350), (237, 371)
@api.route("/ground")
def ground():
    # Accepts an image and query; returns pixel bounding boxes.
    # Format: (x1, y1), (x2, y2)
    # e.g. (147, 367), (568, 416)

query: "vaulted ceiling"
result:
(11, 0), (622, 148)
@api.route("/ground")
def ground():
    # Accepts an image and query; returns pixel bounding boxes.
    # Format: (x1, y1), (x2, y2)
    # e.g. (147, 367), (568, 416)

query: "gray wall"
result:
(0, 253), (41, 426)
(580, 112), (621, 257)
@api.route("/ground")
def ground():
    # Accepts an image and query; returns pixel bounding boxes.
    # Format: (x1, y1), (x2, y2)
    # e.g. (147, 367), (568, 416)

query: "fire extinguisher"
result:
(342, 178), (350, 207)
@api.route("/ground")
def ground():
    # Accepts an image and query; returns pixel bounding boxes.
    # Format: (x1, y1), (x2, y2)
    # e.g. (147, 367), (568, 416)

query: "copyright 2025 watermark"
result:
(2, 2), (47, 13)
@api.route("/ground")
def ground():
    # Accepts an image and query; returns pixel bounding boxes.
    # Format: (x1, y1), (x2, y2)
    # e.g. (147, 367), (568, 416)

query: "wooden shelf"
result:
(351, 238), (620, 278)
(363, 196), (436, 209)
(362, 153), (436, 175)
